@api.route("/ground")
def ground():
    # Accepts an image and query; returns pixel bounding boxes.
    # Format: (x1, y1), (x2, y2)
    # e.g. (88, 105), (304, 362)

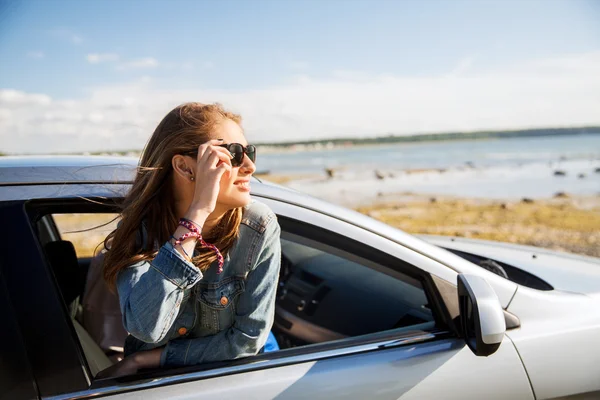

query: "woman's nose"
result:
(240, 154), (256, 175)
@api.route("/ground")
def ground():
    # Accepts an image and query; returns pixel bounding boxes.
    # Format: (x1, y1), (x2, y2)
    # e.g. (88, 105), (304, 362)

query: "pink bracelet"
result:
(176, 218), (224, 274)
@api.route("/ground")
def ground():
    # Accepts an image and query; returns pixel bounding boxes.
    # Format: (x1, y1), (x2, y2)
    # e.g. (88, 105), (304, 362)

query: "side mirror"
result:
(458, 274), (506, 357)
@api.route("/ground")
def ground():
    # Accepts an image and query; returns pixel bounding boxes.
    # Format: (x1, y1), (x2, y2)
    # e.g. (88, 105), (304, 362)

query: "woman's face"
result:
(213, 118), (256, 210)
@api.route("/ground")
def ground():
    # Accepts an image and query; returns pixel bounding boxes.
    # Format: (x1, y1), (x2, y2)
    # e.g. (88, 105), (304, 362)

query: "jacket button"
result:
(220, 296), (229, 306)
(178, 327), (187, 335)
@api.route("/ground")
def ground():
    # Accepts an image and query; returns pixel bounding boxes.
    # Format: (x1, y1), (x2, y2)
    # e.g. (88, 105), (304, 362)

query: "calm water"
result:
(258, 134), (600, 174)
(258, 134), (600, 201)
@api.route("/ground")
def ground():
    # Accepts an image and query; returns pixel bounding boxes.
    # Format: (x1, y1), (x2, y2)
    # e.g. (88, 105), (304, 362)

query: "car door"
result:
(0, 265), (39, 400)
(7, 196), (533, 399)
(91, 198), (533, 400)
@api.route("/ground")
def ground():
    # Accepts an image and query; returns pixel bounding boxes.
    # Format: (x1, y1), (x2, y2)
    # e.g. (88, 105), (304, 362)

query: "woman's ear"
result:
(172, 155), (195, 181)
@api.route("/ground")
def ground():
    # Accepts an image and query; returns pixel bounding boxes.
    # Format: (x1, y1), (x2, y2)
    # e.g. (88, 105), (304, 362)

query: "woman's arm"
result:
(161, 217), (281, 366)
(117, 240), (203, 343)
(116, 139), (235, 345)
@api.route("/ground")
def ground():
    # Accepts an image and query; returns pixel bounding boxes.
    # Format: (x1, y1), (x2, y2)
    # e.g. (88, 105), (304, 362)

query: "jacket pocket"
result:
(195, 276), (246, 335)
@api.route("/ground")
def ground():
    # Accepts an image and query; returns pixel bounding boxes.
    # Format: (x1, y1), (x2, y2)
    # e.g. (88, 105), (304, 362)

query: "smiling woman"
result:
(98, 102), (282, 377)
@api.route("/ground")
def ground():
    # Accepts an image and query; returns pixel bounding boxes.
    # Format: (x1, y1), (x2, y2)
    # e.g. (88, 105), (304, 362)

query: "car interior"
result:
(34, 210), (438, 379)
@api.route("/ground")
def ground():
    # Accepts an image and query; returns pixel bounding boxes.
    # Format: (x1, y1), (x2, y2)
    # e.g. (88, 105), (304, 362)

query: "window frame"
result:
(18, 197), (457, 399)
(275, 215), (446, 338)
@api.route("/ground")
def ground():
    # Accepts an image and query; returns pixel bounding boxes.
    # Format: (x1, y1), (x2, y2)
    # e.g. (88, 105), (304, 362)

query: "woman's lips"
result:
(234, 181), (250, 191)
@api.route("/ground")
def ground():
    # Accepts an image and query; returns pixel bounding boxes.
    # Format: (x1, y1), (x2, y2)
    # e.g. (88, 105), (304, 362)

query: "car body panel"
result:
(506, 286), (600, 399)
(98, 339), (532, 400)
(421, 235), (600, 295)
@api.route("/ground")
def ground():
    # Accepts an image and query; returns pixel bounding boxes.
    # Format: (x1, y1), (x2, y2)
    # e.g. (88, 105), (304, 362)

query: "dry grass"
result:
(53, 213), (120, 258)
(356, 197), (600, 257)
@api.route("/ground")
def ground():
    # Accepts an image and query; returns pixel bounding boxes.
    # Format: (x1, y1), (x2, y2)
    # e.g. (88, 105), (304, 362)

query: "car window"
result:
(39, 213), (123, 379)
(274, 231), (435, 348)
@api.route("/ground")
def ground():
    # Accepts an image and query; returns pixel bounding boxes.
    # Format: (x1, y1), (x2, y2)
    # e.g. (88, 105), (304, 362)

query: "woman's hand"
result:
(96, 354), (140, 379)
(96, 347), (163, 379)
(187, 139), (234, 219)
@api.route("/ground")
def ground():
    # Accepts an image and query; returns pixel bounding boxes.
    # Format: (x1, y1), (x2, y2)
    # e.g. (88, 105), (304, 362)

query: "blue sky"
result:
(1, 0), (599, 153)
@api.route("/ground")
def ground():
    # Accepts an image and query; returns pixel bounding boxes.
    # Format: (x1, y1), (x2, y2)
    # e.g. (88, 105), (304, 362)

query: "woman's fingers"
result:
(216, 160), (232, 178)
(195, 139), (227, 160)
(198, 145), (233, 166)
(205, 148), (233, 170)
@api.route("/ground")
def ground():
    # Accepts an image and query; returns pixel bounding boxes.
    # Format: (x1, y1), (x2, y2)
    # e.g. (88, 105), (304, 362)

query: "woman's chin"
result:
(219, 193), (252, 210)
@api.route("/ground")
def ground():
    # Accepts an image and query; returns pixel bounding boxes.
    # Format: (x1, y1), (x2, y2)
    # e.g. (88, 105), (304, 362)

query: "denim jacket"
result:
(116, 201), (281, 367)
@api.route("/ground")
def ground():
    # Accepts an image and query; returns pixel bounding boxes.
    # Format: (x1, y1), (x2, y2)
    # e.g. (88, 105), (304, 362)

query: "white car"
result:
(1, 156), (599, 399)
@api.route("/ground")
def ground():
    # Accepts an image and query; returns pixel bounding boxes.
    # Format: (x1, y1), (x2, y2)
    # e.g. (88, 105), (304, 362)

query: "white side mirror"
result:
(458, 274), (506, 356)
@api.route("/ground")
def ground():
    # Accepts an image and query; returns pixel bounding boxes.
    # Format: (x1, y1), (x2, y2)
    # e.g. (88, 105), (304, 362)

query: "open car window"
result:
(29, 205), (447, 397)
(275, 237), (434, 347)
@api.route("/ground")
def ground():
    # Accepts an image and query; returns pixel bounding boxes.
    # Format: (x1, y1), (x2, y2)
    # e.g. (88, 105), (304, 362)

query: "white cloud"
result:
(116, 57), (159, 70)
(87, 53), (120, 64)
(27, 51), (45, 59)
(1, 51), (600, 154)
(0, 89), (51, 106)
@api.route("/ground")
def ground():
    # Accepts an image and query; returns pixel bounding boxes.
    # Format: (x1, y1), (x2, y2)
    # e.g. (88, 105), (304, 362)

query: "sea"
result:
(257, 134), (600, 203)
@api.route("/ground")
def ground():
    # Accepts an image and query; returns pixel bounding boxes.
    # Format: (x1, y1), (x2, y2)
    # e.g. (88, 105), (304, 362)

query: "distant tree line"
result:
(255, 126), (600, 148)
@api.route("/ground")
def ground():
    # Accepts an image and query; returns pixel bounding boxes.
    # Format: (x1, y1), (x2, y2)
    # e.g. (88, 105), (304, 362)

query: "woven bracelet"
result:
(170, 235), (193, 262)
(177, 218), (224, 274)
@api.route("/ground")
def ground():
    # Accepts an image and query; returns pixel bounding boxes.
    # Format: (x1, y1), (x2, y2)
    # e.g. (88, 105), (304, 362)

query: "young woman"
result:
(99, 103), (281, 377)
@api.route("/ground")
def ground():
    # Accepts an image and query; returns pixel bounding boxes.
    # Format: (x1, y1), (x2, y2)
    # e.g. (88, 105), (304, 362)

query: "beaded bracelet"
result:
(176, 218), (224, 274)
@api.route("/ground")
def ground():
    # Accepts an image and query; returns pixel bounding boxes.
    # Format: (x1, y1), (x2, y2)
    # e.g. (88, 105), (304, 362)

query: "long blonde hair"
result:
(103, 103), (243, 290)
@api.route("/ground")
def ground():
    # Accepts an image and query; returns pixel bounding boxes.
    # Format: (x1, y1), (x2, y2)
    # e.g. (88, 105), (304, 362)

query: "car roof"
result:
(0, 156), (139, 185)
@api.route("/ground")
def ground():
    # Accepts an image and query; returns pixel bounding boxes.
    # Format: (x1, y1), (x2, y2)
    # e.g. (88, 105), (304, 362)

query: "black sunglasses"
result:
(219, 143), (256, 167)
(184, 143), (256, 167)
